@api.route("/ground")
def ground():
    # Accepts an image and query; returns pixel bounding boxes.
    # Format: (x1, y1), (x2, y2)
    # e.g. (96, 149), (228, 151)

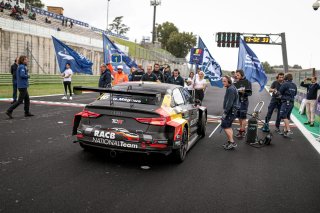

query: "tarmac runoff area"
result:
(0, 84), (320, 213)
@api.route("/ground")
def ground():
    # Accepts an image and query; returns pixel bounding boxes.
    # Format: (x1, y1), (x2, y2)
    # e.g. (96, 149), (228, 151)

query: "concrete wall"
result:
(0, 29), (190, 77)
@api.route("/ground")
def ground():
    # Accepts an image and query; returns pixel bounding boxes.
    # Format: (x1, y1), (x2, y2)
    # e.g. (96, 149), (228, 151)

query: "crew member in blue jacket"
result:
(166, 69), (184, 87)
(233, 69), (252, 138)
(221, 76), (239, 150)
(6, 56), (34, 119)
(98, 63), (112, 88)
(300, 76), (320, 127)
(279, 73), (297, 137)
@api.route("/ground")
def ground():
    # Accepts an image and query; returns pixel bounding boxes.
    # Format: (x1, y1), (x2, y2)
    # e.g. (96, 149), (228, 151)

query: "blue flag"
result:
(103, 34), (137, 74)
(52, 36), (93, 75)
(237, 38), (268, 92)
(198, 37), (223, 88)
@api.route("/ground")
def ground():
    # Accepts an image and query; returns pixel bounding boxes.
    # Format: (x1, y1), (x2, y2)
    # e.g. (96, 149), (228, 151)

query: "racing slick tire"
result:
(172, 128), (188, 163)
(197, 112), (207, 138)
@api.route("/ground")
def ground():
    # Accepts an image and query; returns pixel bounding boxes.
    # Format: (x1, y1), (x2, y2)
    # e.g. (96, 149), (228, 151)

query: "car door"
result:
(180, 88), (199, 135)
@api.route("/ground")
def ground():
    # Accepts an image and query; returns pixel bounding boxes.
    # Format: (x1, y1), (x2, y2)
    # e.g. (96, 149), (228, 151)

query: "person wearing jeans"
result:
(61, 63), (73, 100)
(300, 77), (320, 127)
(6, 56), (34, 119)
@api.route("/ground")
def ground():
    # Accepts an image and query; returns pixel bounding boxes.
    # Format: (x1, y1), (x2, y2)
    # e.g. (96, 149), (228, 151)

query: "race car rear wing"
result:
(73, 86), (162, 107)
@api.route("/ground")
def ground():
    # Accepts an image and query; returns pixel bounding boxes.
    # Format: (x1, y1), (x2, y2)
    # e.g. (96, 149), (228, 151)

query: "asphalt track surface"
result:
(0, 84), (320, 213)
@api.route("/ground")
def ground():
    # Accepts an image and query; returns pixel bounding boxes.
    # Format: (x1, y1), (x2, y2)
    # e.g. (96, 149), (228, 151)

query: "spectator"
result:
(6, 56), (34, 119)
(5, 2), (12, 10)
(194, 71), (207, 103)
(113, 65), (129, 85)
(131, 66), (145, 81)
(163, 65), (171, 82)
(70, 21), (73, 28)
(185, 71), (195, 95)
(300, 76), (320, 127)
(62, 18), (65, 26)
(61, 63), (73, 100)
(28, 11), (36, 20)
(45, 17), (51, 24)
(98, 63), (112, 89)
(230, 71), (237, 83)
(9, 7), (16, 16)
(10, 57), (19, 104)
(128, 67), (135, 81)
(57, 27), (61, 31)
(153, 63), (164, 83)
(166, 69), (184, 87)
(141, 65), (158, 82)
(195, 68), (202, 80)
(137, 64), (144, 73)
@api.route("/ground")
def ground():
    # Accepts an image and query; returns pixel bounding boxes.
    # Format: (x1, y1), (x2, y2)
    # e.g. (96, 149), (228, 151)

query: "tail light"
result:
(78, 110), (101, 118)
(135, 117), (168, 126)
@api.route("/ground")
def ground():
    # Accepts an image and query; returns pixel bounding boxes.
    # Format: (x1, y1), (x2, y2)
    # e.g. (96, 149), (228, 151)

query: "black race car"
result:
(72, 82), (207, 163)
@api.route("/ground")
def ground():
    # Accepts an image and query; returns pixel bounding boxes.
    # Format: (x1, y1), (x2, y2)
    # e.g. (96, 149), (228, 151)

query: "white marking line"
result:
(264, 86), (320, 154)
(209, 123), (221, 138)
(0, 99), (86, 108)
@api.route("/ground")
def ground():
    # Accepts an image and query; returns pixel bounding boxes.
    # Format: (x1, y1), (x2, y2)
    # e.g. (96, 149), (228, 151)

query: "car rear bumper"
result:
(74, 139), (173, 155)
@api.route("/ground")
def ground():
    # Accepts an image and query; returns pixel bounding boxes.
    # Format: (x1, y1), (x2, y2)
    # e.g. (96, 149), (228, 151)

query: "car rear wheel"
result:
(172, 128), (188, 163)
(197, 112), (207, 138)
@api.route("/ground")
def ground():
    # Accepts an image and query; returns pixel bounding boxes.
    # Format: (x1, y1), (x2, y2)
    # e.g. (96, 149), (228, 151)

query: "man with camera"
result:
(300, 76), (320, 127)
(264, 73), (284, 133)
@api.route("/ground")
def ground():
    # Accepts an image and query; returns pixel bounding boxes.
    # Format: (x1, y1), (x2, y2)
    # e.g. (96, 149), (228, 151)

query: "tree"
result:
(109, 16), (130, 35)
(166, 32), (196, 58)
(156, 22), (178, 50)
(26, 0), (44, 8)
(261, 61), (274, 74)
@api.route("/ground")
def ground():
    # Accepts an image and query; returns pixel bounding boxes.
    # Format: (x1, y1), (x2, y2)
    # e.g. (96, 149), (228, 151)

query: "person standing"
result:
(166, 69), (184, 87)
(194, 71), (207, 102)
(264, 72), (284, 133)
(10, 57), (19, 104)
(185, 71), (195, 95)
(300, 76), (320, 127)
(163, 65), (171, 82)
(61, 63), (73, 100)
(131, 66), (145, 81)
(6, 56), (34, 119)
(153, 63), (164, 83)
(230, 71), (236, 83)
(128, 67), (136, 81)
(98, 63), (112, 88)
(279, 73), (297, 137)
(234, 69), (252, 138)
(221, 76), (239, 150)
(141, 65), (158, 82)
(113, 65), (129, 85)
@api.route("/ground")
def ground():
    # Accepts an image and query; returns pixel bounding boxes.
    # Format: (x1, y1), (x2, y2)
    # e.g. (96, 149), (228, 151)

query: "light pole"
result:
(106, 0), (111, 32)
(150, 0), (161, 44)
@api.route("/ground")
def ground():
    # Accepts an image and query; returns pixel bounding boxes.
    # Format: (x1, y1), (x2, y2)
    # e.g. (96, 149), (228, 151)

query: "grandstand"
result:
(0, 3), (188, 78)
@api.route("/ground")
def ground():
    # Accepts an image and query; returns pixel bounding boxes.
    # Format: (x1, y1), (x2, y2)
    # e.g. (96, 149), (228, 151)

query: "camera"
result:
(313, 1), (320, 10)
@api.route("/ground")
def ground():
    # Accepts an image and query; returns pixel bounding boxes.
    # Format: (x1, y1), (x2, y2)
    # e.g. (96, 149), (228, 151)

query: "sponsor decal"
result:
(112, 119), (124, 125)
(94, 130), (116, 139)
(92, 137), (138, 149)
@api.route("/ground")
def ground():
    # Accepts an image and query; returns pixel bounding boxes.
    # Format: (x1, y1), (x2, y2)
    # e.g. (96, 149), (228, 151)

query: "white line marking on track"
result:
(209, 123), (221, 138)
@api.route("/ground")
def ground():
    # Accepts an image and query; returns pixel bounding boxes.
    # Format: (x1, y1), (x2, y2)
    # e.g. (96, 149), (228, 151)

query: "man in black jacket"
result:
(142, 65), (158, 82)
(98, 63), (111, 89)
(233, 69), (252, 138)
(153, 63), (164, 83)
(300, 76), (320, 127)
(221, 76), (239, 150)
(166, 69), (184, 87)
(10, 57), (19, 104)
(131, 67), (145, 81)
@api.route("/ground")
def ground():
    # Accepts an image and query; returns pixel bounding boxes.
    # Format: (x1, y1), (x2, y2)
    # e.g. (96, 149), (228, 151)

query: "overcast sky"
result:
(42, 0), (320, 71)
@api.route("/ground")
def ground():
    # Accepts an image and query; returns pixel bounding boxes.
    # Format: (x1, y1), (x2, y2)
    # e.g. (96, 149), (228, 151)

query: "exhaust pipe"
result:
(109, 150), (117, 158)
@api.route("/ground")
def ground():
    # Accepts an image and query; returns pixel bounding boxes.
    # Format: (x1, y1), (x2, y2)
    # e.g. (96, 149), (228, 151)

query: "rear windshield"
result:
(99, 93), (162, 105)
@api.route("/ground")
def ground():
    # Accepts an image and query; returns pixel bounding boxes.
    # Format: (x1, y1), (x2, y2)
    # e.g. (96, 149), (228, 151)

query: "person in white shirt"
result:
(194, 71), (207, 103)
(61, 63), (73, 100)
(185, 71), (195, 95)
